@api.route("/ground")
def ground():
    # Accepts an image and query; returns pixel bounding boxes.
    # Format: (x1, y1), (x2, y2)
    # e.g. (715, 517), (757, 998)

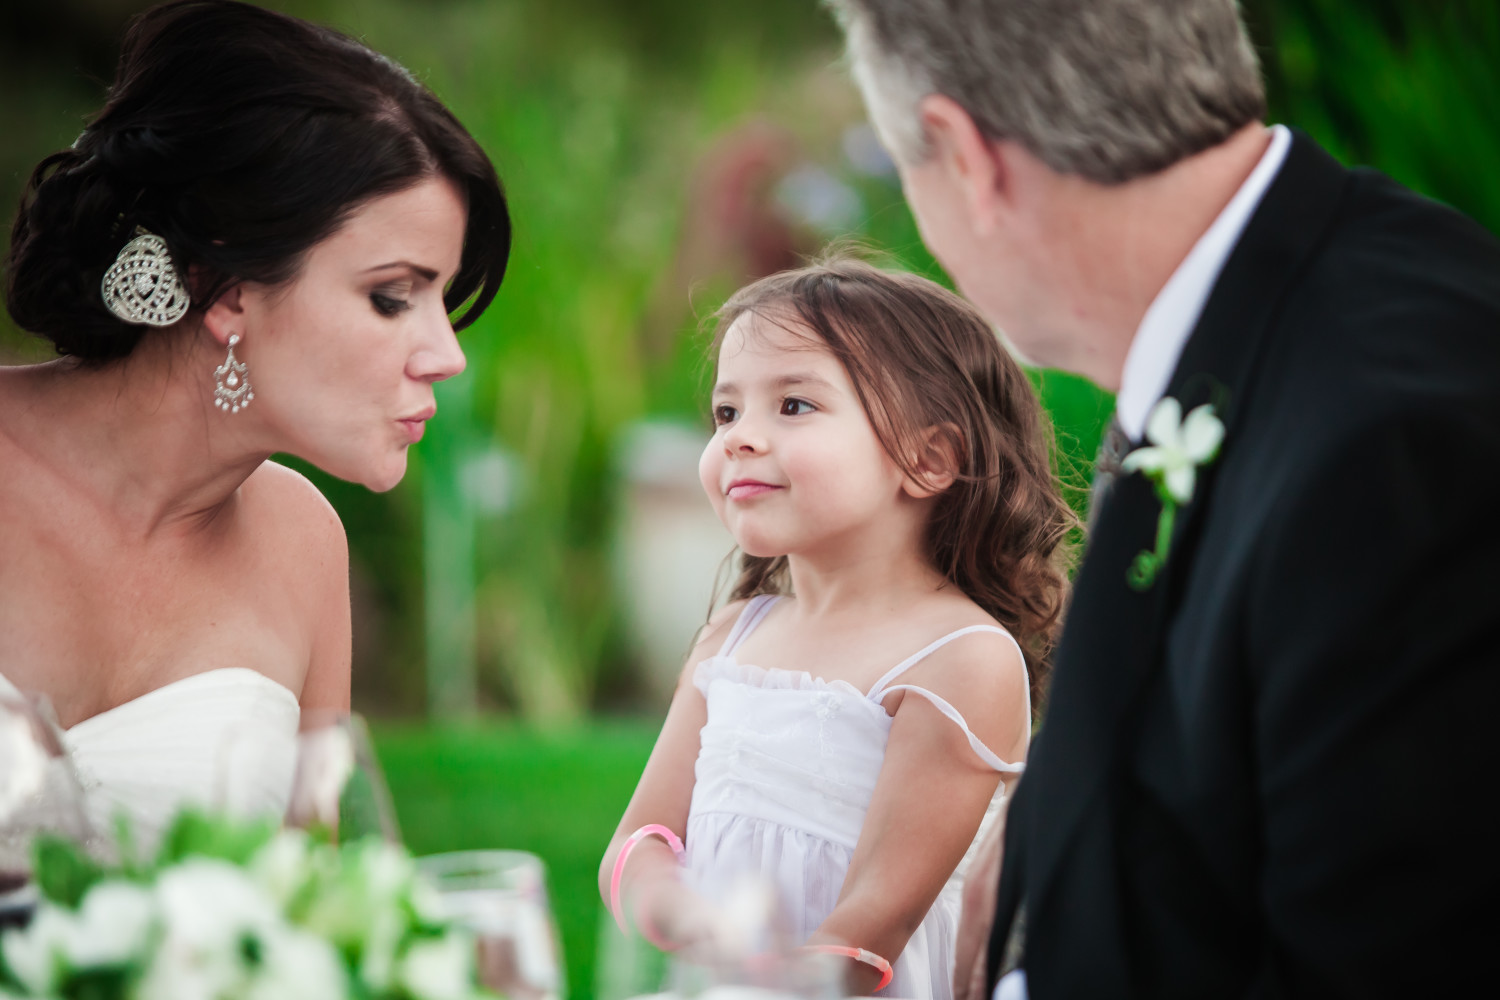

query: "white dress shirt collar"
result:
(1114, 124), (1292, 441)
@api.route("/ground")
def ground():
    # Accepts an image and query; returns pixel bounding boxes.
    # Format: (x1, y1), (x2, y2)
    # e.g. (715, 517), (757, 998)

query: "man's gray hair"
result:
(829, 0), (1267, 184)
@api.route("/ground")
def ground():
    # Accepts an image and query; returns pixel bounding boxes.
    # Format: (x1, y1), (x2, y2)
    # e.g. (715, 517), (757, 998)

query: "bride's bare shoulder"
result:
(242, 460), (347, 562)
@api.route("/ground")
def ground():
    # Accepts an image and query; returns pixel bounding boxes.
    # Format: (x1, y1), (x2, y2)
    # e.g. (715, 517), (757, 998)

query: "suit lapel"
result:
(1004, 131), (1354, 950)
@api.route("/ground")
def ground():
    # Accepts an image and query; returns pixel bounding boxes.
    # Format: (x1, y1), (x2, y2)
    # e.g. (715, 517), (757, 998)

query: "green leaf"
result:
(153, 809), (278, 870)
(30, 834), (105, 908)
(59, 965), (132, 1000)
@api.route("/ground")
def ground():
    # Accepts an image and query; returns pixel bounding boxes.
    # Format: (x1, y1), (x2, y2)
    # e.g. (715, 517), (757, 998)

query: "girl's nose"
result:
(722, 415), (765, 455)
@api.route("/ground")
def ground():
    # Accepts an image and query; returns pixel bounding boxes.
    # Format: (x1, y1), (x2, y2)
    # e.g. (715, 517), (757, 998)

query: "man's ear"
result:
(199, 281), (246, 348)
(903, 423), (964, 500)
(917, 94), (1014, 237)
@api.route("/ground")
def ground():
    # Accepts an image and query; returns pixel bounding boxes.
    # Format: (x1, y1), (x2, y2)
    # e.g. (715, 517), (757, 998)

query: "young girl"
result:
(600, 256), (1073, 999)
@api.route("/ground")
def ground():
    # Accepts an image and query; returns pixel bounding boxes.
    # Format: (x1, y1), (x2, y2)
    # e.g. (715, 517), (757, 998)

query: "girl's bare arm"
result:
(597, 602), (746, 936)
(809, 631), (1028, 993)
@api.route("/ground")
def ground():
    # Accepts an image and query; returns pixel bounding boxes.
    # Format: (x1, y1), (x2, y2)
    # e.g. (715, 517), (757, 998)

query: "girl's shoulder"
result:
(884, 593), (1028, 709)
(675, 596), (756, 688)
(879, 595), (1031, 767)
(700, 597), (750, 644)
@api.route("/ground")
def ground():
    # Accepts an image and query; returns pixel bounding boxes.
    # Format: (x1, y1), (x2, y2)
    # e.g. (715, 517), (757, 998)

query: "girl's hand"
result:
(630, 875), (723, 955)
(634, 873), (787, 963)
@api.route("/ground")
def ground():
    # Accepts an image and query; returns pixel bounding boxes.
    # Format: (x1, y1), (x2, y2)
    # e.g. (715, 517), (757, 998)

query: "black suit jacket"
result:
(988, 131), (1500, 998)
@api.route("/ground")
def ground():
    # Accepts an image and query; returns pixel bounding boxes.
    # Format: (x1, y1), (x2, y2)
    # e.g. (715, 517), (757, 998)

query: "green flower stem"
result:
(1127, 498), (1178, 592)
(1153, 498), (1177, 557)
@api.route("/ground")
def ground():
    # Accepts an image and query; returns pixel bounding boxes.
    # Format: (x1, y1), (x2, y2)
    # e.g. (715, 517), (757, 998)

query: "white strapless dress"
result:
(1, 668), (300, 852)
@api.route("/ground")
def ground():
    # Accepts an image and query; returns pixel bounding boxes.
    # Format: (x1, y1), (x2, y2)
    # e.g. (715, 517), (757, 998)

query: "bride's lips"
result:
(726, 479), (782, 501)
(398, 406), (436, 444)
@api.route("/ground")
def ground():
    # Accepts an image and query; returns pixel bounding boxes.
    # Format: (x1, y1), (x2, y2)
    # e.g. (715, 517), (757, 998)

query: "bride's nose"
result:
(409, 311), (467, 383)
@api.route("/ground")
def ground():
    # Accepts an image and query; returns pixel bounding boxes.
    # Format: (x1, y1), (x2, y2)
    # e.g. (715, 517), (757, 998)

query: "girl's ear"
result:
(199, 279), (247, 348)
(903, 423), (964, 499)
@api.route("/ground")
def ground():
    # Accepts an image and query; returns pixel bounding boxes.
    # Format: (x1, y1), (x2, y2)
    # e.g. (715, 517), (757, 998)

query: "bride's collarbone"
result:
(0, 598), (306, 730)
(0, 485), (314, 729)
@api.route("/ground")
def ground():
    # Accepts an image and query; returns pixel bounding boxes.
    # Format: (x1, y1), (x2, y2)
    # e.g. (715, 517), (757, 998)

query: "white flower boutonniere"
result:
(1119, 396), (1225, 590)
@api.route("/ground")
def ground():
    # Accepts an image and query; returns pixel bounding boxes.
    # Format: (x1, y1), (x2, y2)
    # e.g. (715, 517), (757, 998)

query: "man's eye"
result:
(780, 397), (815, 416)
(713, 404), (739, 425)
(371, 292), (411, 317)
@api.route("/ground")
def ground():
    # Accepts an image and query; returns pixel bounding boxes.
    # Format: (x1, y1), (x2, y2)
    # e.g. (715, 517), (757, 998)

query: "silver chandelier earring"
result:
(100, 227), (191, 327)
(213, 335), (253, 413)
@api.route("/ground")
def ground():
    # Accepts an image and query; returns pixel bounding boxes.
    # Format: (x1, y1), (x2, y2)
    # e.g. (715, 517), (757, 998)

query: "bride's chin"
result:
(364, 455), (409, 493)
(334, 447), (409, 493)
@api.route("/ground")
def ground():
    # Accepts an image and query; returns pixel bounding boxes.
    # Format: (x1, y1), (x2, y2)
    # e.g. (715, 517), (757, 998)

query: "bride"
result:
(0, 0), (510, 848)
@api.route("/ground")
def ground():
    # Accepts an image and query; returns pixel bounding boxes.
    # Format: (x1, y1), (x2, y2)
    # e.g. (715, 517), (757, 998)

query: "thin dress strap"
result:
(717, 594), (782, 657)
(866, 625), (1029, 774)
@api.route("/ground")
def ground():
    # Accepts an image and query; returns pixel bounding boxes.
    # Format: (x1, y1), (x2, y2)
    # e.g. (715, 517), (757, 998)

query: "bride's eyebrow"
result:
(362, 260), (439, 281)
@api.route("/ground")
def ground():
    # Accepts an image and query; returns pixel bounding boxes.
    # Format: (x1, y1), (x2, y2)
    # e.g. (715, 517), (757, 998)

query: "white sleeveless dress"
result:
(685, 595), (1029, 1000)
(1, 668), (300, 852)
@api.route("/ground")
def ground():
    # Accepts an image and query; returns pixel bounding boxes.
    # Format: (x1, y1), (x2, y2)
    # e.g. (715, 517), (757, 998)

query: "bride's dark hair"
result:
(4, 0), (510, 361)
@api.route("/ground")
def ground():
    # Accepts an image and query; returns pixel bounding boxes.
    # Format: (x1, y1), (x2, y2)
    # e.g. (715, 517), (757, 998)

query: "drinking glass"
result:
(594, 904), (670, 1000)
(415, 849), (566, 1000)
(284, 711), (401, 843)
(597, 872), (841, 1000)
(0, 687), (95, 927)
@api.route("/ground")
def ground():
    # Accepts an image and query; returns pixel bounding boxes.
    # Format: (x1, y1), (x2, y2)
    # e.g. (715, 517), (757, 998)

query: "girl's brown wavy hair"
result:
(714, 254), (1077, 713)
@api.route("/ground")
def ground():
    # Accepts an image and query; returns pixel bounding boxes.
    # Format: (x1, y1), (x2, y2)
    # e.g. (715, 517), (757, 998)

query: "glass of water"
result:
(416, 849), (566, 1000)
(283, 711), (402, 844)
(0, 686), (95, 927)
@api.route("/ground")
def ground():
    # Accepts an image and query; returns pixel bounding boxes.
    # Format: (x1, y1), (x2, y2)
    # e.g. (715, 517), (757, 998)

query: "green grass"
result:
(373, 719), (660, 1000)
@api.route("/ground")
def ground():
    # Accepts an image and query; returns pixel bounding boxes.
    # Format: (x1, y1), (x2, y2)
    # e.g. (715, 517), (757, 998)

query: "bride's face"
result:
(236, 177), (468, 491)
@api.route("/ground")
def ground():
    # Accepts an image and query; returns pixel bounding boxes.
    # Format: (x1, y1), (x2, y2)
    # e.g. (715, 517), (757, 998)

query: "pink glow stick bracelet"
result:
(609, 824), (686, 937)
(803, 945), (894, 992)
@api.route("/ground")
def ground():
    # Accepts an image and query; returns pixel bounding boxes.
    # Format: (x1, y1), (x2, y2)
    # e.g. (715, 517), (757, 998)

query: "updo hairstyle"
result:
(4, 0), (511, 361)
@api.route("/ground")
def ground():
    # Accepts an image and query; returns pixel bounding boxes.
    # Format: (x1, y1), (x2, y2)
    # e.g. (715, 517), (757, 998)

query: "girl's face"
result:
(235, 176), (468, 492)
(700, 312), (911, 559)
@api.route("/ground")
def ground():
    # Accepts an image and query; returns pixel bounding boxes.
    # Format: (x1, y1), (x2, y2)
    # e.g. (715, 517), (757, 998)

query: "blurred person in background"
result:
(0, 0), (509, 849)
(826, 0), (1500, 997)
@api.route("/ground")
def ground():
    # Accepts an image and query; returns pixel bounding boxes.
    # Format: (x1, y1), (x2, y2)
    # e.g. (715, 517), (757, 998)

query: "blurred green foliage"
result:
(1, 0), (1496, 723)
(376, 720), (658, 1000)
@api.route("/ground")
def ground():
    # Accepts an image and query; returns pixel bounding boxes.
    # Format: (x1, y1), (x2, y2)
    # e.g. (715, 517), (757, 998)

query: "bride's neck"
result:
(16, 327), (274, 537)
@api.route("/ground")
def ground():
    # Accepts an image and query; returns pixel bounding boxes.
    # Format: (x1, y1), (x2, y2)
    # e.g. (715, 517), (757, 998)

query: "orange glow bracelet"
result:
(803, 944), (894, 992)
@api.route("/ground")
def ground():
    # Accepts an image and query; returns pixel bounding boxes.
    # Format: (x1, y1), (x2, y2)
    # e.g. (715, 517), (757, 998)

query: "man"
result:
(827, 1), (1500, 997)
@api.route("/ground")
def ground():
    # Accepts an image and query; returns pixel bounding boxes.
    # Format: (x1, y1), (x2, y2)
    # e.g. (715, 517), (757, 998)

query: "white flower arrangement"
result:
(0, 812), (494, 1000)
(1119, 396), (1225, 590)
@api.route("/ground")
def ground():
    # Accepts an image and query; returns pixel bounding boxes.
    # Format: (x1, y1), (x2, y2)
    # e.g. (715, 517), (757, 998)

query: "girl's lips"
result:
(726, 481), (781, 501)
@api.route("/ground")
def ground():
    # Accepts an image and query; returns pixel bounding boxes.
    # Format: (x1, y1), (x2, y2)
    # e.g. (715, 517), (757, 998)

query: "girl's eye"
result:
(713, 404), (739, 425)
(371, 292), (411, 318)
(780, 397), (816, 416)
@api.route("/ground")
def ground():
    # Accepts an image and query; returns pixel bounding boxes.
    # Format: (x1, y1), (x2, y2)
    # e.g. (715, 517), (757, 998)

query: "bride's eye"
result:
(713, 404), (738, 425)
(780, 397), (815, 416)
(370, 291), (411, 317)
